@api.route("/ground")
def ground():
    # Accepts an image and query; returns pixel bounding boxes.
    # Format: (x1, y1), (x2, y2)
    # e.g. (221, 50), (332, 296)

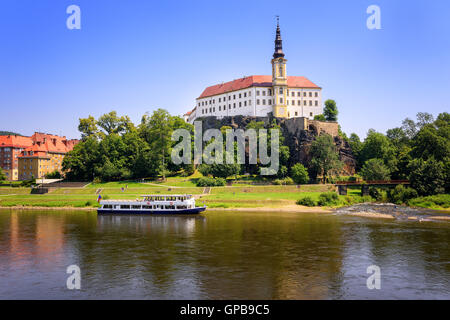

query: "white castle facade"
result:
(185, 21), (323, 124)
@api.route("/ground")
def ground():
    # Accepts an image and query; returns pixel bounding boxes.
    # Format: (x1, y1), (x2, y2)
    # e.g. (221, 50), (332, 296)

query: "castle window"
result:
(219, 106), (221, 111)
(239, 102), (242, 107)
(244, 101), (247, 106)
(262, 91), (266, 96)
(304, 101), (307, 106)
(279, 66), (283, 77)
(286, 100), (289, 105)
(279, 88), (283, 94)
(244, 92), (247, 97)
(315, 101), (318, 106)
(309, 101), (312, 106)
(304, 92), (307, 97)
(315, 92), (318, 97)
(309, 92), (312, 97)
(268, 89), (272, 95)
(239, 93), (242, 98)
(291, 92), (295, 97)
(249, 91), (251, 96)
(233, 95), (236, 99)
(233, 103), (236, 108)
(229, 96), (231, 100)
(280, 98), (283, 104)
(219, 98), (221, 103)
(213, 99), (215, 104)
(310, 112), (313, 117)
(229, 104), (231, 109)
(213, 107), (215, 112)
(297, 92), (301, 97)
(298, 100), (301, 106)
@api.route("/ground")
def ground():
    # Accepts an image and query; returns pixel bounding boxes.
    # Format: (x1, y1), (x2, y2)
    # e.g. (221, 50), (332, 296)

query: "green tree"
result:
(291, 163), (309, 184)
(408, 158), (446, 196)
(0, 168), (6, 182)
(78, 116), (98, 140)
(323, 99), (338, 121)
(359, 129), (397, 172)
(309, 134), (343, 183)
(314, 114), (326, 121)
(360, 158), (391, 181)
(98, 111), (131, 135)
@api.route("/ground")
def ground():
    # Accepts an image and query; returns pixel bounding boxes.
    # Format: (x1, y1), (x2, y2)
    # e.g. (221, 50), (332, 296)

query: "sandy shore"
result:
(208, 205), (333, 213)
(0, 206), (96, 211)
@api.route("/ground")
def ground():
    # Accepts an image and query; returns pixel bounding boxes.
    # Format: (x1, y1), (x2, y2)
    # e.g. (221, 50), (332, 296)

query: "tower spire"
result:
(273, 16), (285, 59)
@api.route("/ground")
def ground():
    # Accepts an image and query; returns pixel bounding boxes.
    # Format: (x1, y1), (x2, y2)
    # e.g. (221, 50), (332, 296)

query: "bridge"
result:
(335, 180), (410, 196)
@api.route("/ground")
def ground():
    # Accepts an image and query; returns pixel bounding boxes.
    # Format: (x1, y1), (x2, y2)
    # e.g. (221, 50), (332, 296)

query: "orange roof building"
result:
(188, 20), (323, 123)
(16, 133), (79, 181)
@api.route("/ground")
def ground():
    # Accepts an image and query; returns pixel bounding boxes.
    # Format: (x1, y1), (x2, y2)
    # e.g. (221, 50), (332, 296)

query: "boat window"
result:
(103, 205), (112, 209)
(132, 205), (141, 209)
(142, 205), (151, 209)
(120, 205), (131, 209)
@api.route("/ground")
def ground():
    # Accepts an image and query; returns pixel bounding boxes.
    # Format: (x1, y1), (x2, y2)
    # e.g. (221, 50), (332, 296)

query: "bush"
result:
(408, 194), (450, 209)
(317, 192), (339, 206)
(290, 163), (309, 184)
(272, 177), (295, 185)
(45, 170), (62, 179)
(85, 200), (93, 207)
(296, 196), (317, 207)
(368, 187), (383, 201)
(196, 177), (226, 187)
(388, 185), (418, 204)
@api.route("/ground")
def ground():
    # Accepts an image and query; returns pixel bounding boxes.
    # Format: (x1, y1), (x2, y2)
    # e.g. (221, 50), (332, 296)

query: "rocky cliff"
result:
(197, 115), (356, 176)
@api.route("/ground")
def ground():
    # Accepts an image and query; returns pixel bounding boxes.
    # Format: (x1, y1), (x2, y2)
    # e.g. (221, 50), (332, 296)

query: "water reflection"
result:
(0, 209), (449, 299)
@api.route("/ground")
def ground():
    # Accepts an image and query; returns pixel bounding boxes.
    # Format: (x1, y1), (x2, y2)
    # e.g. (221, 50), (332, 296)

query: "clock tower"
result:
(271, 18), (288, 118)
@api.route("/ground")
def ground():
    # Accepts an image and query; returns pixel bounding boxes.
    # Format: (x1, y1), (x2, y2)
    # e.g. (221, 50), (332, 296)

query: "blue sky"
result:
(0, 0), (449, 139)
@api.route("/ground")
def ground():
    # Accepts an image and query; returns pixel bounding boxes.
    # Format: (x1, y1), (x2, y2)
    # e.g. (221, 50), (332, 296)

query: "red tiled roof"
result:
(0, 135), (34, 148)
(198, 75), (320, 99)
(17, 133), (79, 158)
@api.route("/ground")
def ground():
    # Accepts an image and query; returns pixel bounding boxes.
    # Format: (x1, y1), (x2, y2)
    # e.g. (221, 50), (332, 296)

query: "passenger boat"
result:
(97, 194), (206, 215)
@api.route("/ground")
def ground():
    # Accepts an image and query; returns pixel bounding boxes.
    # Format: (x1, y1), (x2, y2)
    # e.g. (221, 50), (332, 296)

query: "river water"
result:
(0, 209), (449, 299)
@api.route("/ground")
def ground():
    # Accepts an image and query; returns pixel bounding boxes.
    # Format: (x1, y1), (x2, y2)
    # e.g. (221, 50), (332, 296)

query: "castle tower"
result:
(271, 18), (288, 118)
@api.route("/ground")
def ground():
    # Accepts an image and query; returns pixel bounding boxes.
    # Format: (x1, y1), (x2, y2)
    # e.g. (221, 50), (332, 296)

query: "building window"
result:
(249, 100), (252, 105)
(244, 92), (247, 98)
(244, 101), (247, 106)
(233, 95), (236, 99)
(219, 106), (221, 111)
(315, 101), (318, 106)
(233, 103), (236, 108)
(279, 66), (283, 77)
(239, 93), (242, 98)
(256, 99), (260, 105)
(256, 91), (260, 96)
(262, 99), (266, 105)
(287, 100), (289, 105)
(218, 98), (221, 103)
(228, 96), (231, 101)
(229, 104), (231, 109)
(309, 92), (312, 97)
(315, 92), (318, 97)
(304, 101), (307, 106)
(239, 102), (242, 107)
(310, 112), (313, 117)
(280, 98), (283, 104)
(279, 88), (283, 94)
(268, 89), (272, 95)
(262, 91), (266, 96)
(249, 91), (251, 96)
(304, 92), (307, 97)
(297, 92), (301, 97)
(295, 112), (298, 116)
(309, 101), (312, 106)
(298, 100), (301, 106)
(291, 92), (295, 97)
(268, 99), (271, 105)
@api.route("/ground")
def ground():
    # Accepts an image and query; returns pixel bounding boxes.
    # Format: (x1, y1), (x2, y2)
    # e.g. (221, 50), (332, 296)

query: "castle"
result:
(185, 20), (323, 124)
